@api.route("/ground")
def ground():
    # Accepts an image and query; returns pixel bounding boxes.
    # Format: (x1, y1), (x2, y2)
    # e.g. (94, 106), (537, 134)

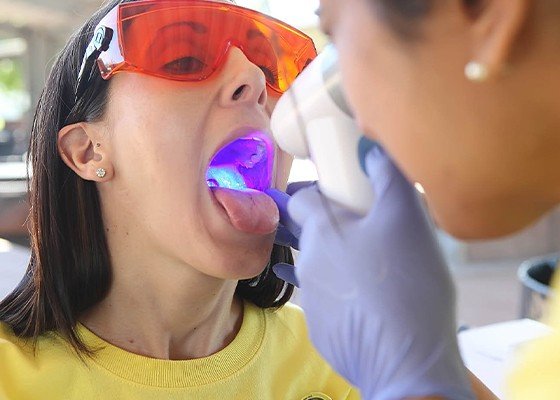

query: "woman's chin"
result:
(203, 240), (275, 280)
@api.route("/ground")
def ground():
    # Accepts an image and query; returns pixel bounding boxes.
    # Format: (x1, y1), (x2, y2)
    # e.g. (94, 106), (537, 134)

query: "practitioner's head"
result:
(320, 0), (560, 239)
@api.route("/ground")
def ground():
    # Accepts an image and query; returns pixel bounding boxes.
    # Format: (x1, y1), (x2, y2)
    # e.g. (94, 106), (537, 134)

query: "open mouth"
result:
(205, 131), (279, 235)
(206, 131), (274, 192)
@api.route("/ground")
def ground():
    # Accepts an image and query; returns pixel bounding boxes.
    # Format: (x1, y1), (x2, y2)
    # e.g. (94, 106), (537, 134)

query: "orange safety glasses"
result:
(76, 0), (317, 100)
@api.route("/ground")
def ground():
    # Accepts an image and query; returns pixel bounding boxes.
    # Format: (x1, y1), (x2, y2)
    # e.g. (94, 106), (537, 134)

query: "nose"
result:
(219, 47), (268, 109)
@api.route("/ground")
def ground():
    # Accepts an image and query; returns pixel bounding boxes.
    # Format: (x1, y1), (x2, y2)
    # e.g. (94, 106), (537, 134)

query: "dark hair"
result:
(374, 0), (482, 39)
(0, 0), (294, 355)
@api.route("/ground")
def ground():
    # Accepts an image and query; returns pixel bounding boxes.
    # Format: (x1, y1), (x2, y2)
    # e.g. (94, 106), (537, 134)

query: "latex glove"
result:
(266, 182), (314, 286)
(288, 147), (474, 400)
(266, 184), (304, 251)
(270, 181), (315, 249)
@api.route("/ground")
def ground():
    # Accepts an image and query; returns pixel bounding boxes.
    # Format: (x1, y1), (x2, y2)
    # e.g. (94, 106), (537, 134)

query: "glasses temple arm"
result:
(75, 26), (114, 102)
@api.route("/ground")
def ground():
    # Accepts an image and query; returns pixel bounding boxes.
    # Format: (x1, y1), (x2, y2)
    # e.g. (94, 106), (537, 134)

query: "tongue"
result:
(212, 188), (279, 234)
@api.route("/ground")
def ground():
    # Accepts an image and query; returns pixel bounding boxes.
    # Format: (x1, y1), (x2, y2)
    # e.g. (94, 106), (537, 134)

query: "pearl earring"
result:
(464, 61), (489, 82)
(96, 168), (106, 178)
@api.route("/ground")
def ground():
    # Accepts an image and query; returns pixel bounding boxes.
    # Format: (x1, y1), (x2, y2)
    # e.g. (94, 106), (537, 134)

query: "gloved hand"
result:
(274, 147), (474, 400)
(266, 183), (308, 251)
(266, 182), (314, 286)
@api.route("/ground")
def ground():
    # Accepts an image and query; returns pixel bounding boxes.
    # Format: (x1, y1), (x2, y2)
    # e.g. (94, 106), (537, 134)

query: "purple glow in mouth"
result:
(206, 131), (274, 192)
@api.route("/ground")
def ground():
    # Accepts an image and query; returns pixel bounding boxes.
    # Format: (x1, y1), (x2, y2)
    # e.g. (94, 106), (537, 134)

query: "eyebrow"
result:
(146, 21), (207, 55)
(157, 21), (208, 35)
(247, 28), (266, 40)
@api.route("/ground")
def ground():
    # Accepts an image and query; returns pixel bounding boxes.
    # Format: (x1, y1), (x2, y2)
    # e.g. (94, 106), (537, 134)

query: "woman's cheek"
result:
(266, 93), (280, 117)
(274, 148), (293, 191)
(266, 94), (292, 190)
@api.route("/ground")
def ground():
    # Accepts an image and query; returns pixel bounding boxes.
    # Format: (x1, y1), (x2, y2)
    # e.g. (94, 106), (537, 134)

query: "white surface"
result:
(288, 159), (318, 182)
(458, 319), (552, 398)
(0, 161), (27, 180)
(237, 0), (319, 28)
(0, 238), (30, 299)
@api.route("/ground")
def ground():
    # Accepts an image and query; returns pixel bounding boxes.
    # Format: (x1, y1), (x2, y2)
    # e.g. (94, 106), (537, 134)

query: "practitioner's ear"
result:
(466, 0), (530, 80)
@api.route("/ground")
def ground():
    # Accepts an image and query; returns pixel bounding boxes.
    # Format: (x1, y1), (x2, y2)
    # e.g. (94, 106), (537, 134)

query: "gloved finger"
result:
(364, 145), (416, 200)
(363, 147), (441, 266)
(274, 224), (300, 250)
(265, 189), (302, 238)
(287, 185), (325, 227)
(272, 263), (300, 287)
(286, 180), (316, 196)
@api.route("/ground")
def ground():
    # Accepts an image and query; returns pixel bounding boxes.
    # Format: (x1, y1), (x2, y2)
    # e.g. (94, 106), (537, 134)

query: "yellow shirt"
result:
(0, 302), (359, 400)
(508, 269), (560, 398)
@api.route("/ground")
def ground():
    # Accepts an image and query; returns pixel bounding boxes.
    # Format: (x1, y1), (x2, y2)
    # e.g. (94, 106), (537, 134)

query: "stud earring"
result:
(464, 61), (489, 82)
(96, 168), (106, 178)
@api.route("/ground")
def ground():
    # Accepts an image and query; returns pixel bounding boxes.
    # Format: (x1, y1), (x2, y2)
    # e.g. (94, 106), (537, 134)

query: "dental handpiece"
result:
(270, 45), (375, 216)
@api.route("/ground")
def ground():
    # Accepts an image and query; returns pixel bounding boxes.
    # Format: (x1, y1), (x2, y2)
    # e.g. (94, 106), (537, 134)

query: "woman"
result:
(0, 0), (358, 399)
(270, 0), (560, 399)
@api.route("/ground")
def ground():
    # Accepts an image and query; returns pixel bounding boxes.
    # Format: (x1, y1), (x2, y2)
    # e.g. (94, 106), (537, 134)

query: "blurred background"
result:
(1, 0), (559, 329)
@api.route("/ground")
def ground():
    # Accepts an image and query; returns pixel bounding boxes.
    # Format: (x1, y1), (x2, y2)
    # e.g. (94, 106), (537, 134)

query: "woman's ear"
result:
(58, 122), (113, 181)
(468, 0), (531, 80)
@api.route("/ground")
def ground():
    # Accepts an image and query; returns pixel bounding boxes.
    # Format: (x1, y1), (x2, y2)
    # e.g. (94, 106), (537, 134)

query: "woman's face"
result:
(320, 0), (560, 239)
(98, 43), (291, 280)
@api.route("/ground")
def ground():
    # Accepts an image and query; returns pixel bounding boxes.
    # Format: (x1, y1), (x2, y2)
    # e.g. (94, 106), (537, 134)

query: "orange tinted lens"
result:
(120, 4), (221, 81)
(245, 18), (316, 92)
(118, 1), (317, 92)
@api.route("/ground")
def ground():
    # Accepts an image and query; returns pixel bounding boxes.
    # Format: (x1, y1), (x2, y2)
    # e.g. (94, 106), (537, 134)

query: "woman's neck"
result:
(80, 246), (244, 360)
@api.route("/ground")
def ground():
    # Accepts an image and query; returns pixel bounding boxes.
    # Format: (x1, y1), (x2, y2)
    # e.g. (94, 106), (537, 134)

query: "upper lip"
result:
(208, 124), (272, 167)
(204, 107), (273, 176)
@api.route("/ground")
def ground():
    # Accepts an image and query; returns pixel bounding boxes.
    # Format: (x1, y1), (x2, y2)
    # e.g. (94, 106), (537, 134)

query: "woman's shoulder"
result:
(0, 321), (77, 366)
(0, 321), (28, 353)
(263, 301), (307, 327)
(255, 302), (360, 399)
(259, 302), (317, 358)
(257, 302), (311, 341)
(0, 322), (37, 391)
(0, 322), (89, 398)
